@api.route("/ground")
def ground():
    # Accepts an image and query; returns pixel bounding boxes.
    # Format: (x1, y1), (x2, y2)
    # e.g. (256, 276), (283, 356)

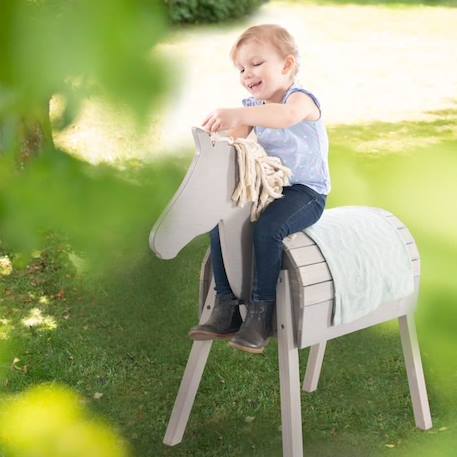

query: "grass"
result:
(1, 105), (456, 456)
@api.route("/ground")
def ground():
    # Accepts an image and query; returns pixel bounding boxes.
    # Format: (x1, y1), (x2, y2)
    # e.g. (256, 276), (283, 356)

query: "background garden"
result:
(1, 1), (456, 456)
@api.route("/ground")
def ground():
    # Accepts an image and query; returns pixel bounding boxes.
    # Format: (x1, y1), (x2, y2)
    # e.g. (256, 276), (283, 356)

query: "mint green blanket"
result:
(304, 206), (415, 326)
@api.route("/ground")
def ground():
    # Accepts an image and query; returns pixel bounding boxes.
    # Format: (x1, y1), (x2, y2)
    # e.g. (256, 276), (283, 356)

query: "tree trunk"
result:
(19, 98), (54, 166)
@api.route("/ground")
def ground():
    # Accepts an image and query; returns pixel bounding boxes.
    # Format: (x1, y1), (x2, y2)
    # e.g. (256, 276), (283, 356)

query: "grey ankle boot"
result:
(188, 294), (242, 340)
(228, 300), (275, 354)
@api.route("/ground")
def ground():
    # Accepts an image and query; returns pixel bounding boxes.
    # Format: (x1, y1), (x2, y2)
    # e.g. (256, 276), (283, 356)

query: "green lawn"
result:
(1, 106), (456, 456)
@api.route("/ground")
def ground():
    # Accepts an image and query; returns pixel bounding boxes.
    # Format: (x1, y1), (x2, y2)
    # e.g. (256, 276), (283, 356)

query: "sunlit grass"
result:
(21, 308), (57, 331)
(50, 1), (457, 167)
(2, 105), (456, 456)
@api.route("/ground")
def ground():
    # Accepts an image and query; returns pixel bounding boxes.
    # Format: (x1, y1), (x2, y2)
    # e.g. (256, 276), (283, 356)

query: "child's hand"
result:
(201, 108), (242, 133)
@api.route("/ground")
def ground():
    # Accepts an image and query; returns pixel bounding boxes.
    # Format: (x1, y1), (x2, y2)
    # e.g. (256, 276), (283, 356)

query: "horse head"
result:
(149, 127), (253, 299)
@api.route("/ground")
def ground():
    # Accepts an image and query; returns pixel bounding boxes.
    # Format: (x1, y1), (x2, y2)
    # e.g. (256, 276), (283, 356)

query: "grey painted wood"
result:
(157, 129), (432, 453)
(399, 314), (433, 430)
(198, 248), (212, 317)
(219, 205), (253, 300)
(303, 342), (327, 392)
(298, 279), (419, 348)
(277, 271), (304, 457)
(150, 127), (252, 300)
(281, 209), (423, 348)
(163, 279), (216, 446)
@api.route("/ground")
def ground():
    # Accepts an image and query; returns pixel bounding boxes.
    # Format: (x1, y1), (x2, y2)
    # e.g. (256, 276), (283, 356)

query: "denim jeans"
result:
(209, 184), (327, 304)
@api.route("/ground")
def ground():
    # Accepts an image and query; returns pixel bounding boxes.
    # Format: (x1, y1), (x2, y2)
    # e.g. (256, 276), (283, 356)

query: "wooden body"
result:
(155, 128), (432, 456)
(199, 210), (421, 348)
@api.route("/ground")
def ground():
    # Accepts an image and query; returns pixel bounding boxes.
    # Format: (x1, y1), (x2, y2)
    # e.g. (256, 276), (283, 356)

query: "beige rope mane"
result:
(213, 134), (292, 222)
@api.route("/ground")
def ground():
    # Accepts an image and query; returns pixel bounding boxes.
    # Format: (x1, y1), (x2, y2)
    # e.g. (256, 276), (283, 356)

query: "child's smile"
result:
(234, 39), (294, 103)
(249, 80), (263, 92)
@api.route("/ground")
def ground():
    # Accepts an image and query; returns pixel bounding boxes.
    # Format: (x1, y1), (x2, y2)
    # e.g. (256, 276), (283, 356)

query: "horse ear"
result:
(192, 127), (213, 156)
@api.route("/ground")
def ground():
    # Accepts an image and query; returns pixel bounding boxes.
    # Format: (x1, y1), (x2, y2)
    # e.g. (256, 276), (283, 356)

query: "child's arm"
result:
(240, 93), (320, 129)
(221, 125), (253, 139)
(201, 93), (319, 133)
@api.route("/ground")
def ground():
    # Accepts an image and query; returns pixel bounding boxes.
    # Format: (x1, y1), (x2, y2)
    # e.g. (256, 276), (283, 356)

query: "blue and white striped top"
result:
(242, 83), (331, 195)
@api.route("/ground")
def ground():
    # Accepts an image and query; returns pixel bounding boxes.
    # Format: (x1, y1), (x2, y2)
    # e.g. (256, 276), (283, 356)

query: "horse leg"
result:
(302, 341), (327, 393)
(163, 282), (216, 445)
(277, 270), (304, 457)
(398, 313), (432, 430)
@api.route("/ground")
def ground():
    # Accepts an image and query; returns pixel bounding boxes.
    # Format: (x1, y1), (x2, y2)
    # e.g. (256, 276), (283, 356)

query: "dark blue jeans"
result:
(209, 184), (327, 304)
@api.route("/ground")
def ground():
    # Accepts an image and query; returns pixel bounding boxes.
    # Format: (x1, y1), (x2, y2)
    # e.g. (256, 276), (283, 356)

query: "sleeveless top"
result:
(242, 83), (331, 196)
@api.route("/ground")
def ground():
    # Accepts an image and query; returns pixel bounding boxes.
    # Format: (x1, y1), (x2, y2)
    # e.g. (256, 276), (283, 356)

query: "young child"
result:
(188, 24), (331, 354)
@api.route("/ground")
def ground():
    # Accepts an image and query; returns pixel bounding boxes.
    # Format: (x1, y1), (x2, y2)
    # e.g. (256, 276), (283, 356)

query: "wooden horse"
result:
(150, 127), (432, 457)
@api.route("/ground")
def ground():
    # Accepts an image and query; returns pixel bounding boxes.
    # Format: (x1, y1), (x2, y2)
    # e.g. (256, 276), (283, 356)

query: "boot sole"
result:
(228, 339), (269, 354)
(188, 330), (239, 341)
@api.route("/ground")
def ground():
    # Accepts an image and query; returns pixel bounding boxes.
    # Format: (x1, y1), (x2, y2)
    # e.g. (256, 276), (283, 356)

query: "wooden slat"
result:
(298, 256), (420, 305)
(412, 258), (420, 276)
(299, 300), (333, 347)
(298, 262), (332, 286)
(283, 232), (316, 250)
(304, 281), (334, 306)
(289, 245), (325, 267)
(406, 242), (420, 260)
(397, 226), (416, 244)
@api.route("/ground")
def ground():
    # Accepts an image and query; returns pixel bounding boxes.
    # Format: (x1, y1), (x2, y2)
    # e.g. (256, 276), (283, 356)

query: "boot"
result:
(188, 294), (242, 340)
(228, 300), (275, 354)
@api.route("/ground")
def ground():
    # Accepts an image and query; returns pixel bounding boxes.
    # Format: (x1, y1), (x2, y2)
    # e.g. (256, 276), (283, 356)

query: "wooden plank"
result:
(406, 242), (420, 260)
(298, 262), (332, 286)
(399, 314), (433, 430)
(397, 226), (416, 244)
(299, 300), (333, 347)
(302, 341), (327, 392)
(199, 248), (212, 316)
(163, 281), (216, 446)
(276, 271), (304, 457)
(289, 245), (325, 267)
(299, 276), (420, 348)
(412, 258), (420, 276)
(304, 281), (334, 306)
(283, 232), (316, 250)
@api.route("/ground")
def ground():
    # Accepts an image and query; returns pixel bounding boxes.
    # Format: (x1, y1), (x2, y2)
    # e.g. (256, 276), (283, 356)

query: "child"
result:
(188, 24), (331, 354)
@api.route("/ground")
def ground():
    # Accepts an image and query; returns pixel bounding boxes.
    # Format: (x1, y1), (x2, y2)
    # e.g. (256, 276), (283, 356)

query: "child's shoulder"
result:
(283, 83), (321, 109)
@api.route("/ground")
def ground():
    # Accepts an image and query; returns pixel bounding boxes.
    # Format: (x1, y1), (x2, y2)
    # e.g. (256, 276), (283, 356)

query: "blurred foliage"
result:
(165, 0), (269, 24)
(0, 146), (185, 273)
(0, 384), (130, 457)
(0, 1), (187, 455)
(0, 0), (170, 126)
(0, 0), (182, 272)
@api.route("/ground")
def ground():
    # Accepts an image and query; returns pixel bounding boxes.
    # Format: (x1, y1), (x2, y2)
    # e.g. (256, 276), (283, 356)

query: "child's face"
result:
(234, 39), (293, 101)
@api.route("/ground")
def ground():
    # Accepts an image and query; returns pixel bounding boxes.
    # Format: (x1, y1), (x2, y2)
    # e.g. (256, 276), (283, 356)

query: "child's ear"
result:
(282, 55), (295, 75)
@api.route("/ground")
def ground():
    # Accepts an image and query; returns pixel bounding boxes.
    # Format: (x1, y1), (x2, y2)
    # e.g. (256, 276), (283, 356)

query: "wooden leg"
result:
(277, 270), (304, 457)
(399, 313), (433, 430)
(303, 341), (327, 393)
(163, 282), (216, 446)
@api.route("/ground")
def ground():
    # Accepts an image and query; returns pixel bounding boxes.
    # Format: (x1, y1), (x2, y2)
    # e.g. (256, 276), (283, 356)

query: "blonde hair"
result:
(229, 24), (300, 80)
